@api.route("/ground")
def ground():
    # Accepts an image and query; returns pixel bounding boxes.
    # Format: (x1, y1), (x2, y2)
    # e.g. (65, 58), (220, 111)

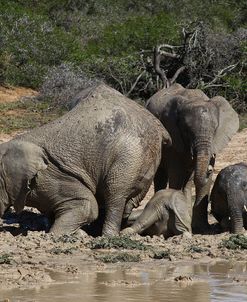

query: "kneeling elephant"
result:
(0, 84), (171, 236)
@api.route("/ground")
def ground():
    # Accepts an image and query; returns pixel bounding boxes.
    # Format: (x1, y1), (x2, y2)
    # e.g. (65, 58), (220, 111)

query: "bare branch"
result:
(158, 44), (183, 50)
(170, 66), (186, 84)
(153, 43), (185, 88)
(153, 46), (170, 88)
(126, 70), (146, 97)
(108, 67), (125, 94)
(201, 63), (238, 89)
(159, 50), (180, 58)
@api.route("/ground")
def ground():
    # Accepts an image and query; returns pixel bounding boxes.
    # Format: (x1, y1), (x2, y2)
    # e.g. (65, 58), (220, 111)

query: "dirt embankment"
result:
(0, 86), (246, 291)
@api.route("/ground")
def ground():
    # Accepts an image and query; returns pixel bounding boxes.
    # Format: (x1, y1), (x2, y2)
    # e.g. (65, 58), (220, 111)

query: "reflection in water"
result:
(1, 261), (247, 302)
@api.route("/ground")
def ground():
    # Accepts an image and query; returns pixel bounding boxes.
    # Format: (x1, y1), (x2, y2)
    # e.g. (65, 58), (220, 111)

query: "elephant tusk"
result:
(244, 205), (247, 212)
(208, 165), (213, 173)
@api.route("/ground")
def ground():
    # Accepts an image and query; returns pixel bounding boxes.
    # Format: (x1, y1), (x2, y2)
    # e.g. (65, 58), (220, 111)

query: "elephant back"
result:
(15, 84), (171, 192)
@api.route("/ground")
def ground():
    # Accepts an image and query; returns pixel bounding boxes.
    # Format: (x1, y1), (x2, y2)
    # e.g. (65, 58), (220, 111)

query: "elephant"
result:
(210, 162), (247, 234)
(146, 83), (239, 232)
(121, 177), (193, 238)
(0, 84), (171, 236)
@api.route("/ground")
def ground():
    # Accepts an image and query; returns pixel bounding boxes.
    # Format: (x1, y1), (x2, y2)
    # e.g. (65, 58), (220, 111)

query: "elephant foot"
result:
(74, 228), (90, 238)
(192, 222), (211, 234)
(182, 231), (192, 239)
(120, 227), (136, 236)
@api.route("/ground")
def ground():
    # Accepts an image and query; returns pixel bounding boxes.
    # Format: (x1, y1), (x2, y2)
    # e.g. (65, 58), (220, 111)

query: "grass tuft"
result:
(89, 235), (148, 250)
(221, 234), (247, 250)
(0, 253), (13, 264)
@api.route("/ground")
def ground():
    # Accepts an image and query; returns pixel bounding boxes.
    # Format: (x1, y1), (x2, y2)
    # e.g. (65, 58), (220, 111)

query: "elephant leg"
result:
(102, 194), (127, 236)
(192, 195), (210, 234)
(50, 188), (98, 235)
(243, 213), (247, 230)
(172, 200), (192, 234)
(102, 158), (156, 236)
(154, 164), (168, 192)
(220, 216), (230, 231)
(167, 150), (189, 189)
(121, 207), (159, 235)
(123, 177), (153, 219)
(125, 209), (143, 227)
(121, 191), (167, 235)
(192, 171), (213, 233)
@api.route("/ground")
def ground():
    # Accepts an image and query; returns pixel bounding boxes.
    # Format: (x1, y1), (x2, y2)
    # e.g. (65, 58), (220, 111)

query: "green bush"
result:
(0, 0), (246, 110)
(222, 234), (247, 250)
(0, 4), (82, 87)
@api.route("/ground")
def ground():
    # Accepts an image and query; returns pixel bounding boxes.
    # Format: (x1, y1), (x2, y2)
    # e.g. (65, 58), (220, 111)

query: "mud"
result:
(0, 88), (247, 299)
(1, 260), (247, 301)
(0, 208), (246, 294)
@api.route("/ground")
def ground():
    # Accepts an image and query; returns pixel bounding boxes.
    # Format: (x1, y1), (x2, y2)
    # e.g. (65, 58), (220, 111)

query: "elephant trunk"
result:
(227, 190), (244, 233)
(194, 151), (211, 206)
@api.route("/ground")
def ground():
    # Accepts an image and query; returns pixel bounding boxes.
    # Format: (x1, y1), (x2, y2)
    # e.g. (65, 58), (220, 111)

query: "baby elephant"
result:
(211, 162), (247, 234)
(121, 179), (193, 238)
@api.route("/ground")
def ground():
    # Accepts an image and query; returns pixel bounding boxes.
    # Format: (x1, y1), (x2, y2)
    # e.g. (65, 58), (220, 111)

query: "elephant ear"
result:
(161, 95), (187, 153)
(2, 141), (48, 213)
(211, 96), (239, 154)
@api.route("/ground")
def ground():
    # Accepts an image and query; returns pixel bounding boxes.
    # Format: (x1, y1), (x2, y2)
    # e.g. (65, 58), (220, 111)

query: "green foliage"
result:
(0, 3), (82, 87)
(0, 0), (246, 109)
(187, 245), (209, 253)
(85, 13), (179, 57)
(151, 250), (170, 259)
(222, 234), (247, 250)
(97, 252), (141, 263)
(51, 234), (79, 244)
(239, 114), (247, 131)
(0, 253), (13, 264)
(89, 235), (149, 250)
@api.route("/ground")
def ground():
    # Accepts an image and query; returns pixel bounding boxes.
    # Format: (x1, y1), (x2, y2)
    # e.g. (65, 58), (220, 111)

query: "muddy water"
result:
(1, 261), (247, 302)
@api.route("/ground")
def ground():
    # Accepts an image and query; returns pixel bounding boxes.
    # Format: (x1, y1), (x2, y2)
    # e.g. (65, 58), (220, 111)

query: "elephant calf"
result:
(210, 162), (247, 234)
(0, 84), (171, 236)
(121, 179), (193, 238)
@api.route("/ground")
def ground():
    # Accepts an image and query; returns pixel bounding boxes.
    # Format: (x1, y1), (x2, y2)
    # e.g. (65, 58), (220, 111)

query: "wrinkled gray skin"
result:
(0, 84), (171, 236)
(146, 83), (239, 232)
(211, 163), (247, 234)
(121, 178), (193, 238)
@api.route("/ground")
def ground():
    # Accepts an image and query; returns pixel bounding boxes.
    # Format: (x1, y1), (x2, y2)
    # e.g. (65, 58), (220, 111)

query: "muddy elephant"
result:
(211, 163), (247, 234)
(0, 84), (171, 236)
(146, 83), (239, 232)
(121, 177), (193, 238)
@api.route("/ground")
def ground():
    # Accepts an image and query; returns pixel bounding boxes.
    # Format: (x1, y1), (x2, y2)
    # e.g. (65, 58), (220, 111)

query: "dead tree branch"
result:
(201, 63), (238, 89)
(153, 44), (185, 89)
(126, 70), (146, 97)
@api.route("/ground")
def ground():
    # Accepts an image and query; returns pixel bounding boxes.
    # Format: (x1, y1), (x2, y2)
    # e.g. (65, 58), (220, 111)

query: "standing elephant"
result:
(121, 177), (193, 238)
(211, 163), (247, 234)
(146, 83), (239, 232)
(0, 84), (171, 236)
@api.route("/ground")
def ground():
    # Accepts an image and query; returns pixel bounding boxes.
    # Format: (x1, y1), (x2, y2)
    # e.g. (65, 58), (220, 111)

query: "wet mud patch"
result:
(0, 207), (247, 293)
(1, 261), (247, 302)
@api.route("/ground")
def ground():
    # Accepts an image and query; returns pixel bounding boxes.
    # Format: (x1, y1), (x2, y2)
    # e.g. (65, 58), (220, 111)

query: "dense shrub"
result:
(0, 3), (82, 87)
(38, 63), (99, 109)
(0, 0), (246, 110)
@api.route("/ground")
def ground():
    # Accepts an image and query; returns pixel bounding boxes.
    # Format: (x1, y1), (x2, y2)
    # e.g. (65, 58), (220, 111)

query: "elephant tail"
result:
(161, 127), (172, 148)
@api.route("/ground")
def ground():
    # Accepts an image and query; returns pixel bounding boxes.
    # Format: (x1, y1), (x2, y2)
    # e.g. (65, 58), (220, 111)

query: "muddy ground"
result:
(0, 88), (246, 292)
